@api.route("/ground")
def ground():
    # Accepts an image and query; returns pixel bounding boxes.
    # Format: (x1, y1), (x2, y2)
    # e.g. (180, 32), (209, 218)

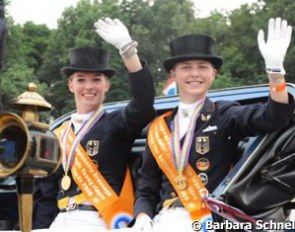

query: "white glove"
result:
(133, 214), (153, 231)
(94, 17), (133, 50)
(257, 17), (292, 75)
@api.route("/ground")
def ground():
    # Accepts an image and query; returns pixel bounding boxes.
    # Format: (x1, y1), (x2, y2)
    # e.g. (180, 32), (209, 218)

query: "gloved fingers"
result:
(281, 19), (288, 37)
(133, 214), (153, 231)
(277, 19), (292, 49)
(104, 17), (117, 27)
(274, 17), (282, 40)
(258, 17), (292, 74)
(267, 18), (275, 42)
(94, 24), (109, 38)
(94, 19), (109, 31)
(96, 24), (110, 35)
(93, 20), (101, 30)
(262, 17), (292, 44)
(94, 28), (100, 36)
(285, 25), (292, 45)
(94, 18), (114, 31)
(257, 29), (265, 49)
(95, 29), (107, 39)
(94, 17), (132, 50)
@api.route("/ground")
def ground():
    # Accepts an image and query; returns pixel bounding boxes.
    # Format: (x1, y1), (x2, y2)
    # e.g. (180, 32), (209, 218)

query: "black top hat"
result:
(62, 47), (116, 78)
(163, 34), (223, 72)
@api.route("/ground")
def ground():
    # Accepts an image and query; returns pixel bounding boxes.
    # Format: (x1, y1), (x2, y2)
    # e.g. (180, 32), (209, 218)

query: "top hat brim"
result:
(62, 67), (116, 78)
(163, 55), (223, 72)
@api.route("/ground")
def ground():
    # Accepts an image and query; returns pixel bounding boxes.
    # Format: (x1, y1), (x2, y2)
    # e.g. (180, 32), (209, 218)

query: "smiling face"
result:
(170, 60), (217, 103)
(68, 71), (110, 114)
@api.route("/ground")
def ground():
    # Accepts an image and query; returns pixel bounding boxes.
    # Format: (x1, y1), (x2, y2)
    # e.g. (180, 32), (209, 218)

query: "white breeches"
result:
(50, 210), (107, 231)
(153, 207), (214, 232)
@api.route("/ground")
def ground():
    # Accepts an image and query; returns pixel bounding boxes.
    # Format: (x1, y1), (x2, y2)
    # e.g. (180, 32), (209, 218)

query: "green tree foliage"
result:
(1, 17), (50, 110)
(2, 63), (36, 105)
(37, 0), (128, 116)
(129, 0), (197, 85)
(211, 74), (238, 90)
(221, 4), (264, 85)
(22, 22), (51, 70)
(3, 0), (295, 118)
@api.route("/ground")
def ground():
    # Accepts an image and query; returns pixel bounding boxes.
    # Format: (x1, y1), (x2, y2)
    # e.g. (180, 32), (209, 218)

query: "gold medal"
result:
(175, 174), (188, 191)
(61, 175), (71, 191)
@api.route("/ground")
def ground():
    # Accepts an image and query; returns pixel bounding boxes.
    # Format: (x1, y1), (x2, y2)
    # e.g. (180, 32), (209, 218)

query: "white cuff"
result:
(265, 67), (285, 75)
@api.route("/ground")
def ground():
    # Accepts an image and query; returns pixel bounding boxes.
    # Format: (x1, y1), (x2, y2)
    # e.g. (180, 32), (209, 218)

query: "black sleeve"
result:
(219, 94), (295, 139)
(33, 173), (59, 229)
(115, 61), (156, 139)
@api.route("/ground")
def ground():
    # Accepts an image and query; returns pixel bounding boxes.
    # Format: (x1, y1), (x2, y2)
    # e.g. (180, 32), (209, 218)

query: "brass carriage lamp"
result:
(0, 83), (61, 232)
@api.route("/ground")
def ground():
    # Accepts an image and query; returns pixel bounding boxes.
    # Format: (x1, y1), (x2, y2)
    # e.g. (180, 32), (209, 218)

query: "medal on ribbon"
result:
(175, 173), (188, 190)
(60, 123), (73, 191)
(61, 175), (71, 191)
(171, 99), (205, 191)
(60, 106), (105, 191)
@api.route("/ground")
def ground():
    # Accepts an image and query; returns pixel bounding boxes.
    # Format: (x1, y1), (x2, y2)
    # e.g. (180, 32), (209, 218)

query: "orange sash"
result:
(148, 112), (212, 223)
(55, 122), (134, 229)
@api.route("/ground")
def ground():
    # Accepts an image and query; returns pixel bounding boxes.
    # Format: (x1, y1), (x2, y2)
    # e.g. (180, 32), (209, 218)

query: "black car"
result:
(1, 83), (295, 230)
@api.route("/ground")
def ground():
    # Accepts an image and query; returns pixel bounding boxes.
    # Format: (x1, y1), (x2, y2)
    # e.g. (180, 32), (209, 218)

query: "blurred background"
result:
(2, 0), (295, 120)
